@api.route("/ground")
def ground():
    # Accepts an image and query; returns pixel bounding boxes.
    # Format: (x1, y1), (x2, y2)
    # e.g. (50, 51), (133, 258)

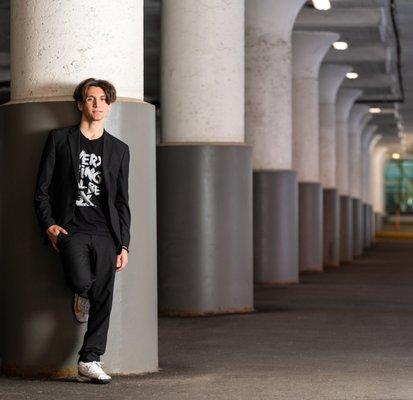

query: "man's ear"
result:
(77, 101), (83, 111)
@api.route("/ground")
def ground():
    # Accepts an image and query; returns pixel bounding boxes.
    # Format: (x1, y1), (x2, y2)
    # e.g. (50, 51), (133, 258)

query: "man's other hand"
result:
(46, 225), (68, 252)
(116, 249), (128, 272)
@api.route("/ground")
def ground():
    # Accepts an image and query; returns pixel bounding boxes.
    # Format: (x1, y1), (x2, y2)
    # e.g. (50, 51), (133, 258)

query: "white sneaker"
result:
(73, 294), (90, 323)
(78, 361), (111, 384)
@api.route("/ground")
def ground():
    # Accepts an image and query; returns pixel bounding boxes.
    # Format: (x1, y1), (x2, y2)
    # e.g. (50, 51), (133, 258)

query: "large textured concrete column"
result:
(349, 105), (372, 257)
(371, 144), (388, 234)
(368, 135), (382, 238)
(319, 64), (351, 268)
(0, 0), (158, 377)
(361, 125), (378, 249)
(335, 88), (362, 263)
(159, 1), (252, 315)
(246, 0), (305, 284)
(292, 31), (339, 273)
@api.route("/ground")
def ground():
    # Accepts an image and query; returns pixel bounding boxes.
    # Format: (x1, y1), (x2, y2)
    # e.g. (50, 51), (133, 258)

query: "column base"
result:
(0, 100), (158, 377)
(253, 170), (298, 284)
(375, 212), (384, 234)
(157, 144), (253, 315)
(340, 195), (353, 263)
(363, 203), (372, 249)
(323, 188), (340, 268)
(353, 198), (363, 257)
(369, 205), (373, 246)
(299, 182), (323, 273)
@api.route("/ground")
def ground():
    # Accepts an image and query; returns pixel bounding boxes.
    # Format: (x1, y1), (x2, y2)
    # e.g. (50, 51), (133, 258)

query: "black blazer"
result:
(34, 124), (131, 254)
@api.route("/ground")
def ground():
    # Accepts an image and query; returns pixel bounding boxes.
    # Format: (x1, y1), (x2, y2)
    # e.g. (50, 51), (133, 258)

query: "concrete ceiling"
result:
(1, 0), (413, 156)
(296, 0), (413, 155)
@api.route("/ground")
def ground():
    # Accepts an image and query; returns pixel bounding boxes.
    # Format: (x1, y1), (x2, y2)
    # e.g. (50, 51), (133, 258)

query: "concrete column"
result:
(159, 1), (253, 315)
(349, 106), (372, 200)
(319, 64), (351, 268)
(1, 0), (157, 377)
(368, 135), (382, 239)
(361, 126), (378, 205)
(371, 145), (388, 233)
(349, 105), (372, 258)
(246, 0), (305, 284)
(336, 89), (363, 196)
(335, 89), (362, 263)
(292, 30), (339, 273)
(361, 125), (378, 249)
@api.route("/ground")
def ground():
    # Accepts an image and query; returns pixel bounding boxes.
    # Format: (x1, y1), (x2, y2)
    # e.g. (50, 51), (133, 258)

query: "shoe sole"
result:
(77, 374), (111, 384)
(73, 295), (89, 324)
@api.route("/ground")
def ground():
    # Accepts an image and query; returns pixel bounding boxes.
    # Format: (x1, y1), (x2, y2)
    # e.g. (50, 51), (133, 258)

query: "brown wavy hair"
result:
(73, 78), (117, 105)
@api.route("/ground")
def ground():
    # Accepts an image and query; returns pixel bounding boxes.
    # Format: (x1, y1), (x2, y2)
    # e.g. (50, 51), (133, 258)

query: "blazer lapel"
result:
(68, 126), (80, 183)
(102, 129), (113, 193)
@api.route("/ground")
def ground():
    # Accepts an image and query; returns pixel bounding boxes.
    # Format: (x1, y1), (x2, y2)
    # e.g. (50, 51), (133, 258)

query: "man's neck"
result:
(79, 118), (105, 140)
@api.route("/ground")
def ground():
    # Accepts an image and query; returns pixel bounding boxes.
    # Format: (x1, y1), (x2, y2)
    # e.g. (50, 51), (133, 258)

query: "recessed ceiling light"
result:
(312, 0), (331, 10)
(333, 41), (348, 50)
(346, 72), (359, 79)
(369, 107), (382, 114)
(392, 153), (401, 160)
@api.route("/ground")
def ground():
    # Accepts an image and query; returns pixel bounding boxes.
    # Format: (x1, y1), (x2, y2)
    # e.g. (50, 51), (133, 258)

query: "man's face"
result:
(78, 86), (111, 122)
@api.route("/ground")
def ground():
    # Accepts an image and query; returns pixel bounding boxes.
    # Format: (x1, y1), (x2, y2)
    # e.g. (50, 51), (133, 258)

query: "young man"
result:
(34, 78), (131, 384)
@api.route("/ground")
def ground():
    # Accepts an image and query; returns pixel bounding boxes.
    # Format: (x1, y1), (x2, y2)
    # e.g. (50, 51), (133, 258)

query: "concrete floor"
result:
(2, 239), (413, 399)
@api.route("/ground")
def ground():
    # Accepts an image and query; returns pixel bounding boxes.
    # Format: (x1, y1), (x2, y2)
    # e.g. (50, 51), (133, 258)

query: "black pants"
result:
(58, 232), (117, 363)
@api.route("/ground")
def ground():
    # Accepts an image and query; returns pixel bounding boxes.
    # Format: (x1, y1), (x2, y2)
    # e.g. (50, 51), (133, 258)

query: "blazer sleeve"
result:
(115, 145), (131, 248)
(34, 131), (57, 232)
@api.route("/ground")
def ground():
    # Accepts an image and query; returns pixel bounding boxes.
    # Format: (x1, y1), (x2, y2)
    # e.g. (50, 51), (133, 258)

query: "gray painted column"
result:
(292, 31), (339, 273)
(159, 1), (253, 315)
(1, 0), (157, 377)
(319, 64), (350, 268)
(349, 106), (372, 257)
(335, 88), (362, 263)
(246, 0), (305, 284)
(375, 212), (384, 233)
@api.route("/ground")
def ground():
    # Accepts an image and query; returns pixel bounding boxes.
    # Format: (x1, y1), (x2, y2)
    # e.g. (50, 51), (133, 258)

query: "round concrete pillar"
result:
(319, 65), (351, 190)
(161, 0), (244, 143)
(246, 0), (305, 170)
(349, 105), (372, 200)
(368, 135), (383, 239)
(1, 0), (158, 377)
(335, 88), (362, 263)
(336, 89), (362, 196)
(292, 31), (339, 273)
(11, 1), (143, 101)
(371, 145), (388, 234)
(375, 211), (384, 233)
(246, 0), (305, 284)
(158, 1), (253, 315)
(361, 126), (378, 205)
(319, 64), (351, 268)
(349, 105), (372, 257)
(361, 125), (378, 249)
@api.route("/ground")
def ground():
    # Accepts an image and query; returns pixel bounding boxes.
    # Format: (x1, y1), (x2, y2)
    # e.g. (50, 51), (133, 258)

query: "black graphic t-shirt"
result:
(66, 131), (110, 235)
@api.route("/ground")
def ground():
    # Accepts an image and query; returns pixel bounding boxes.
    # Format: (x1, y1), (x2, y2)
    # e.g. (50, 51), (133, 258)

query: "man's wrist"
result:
(122, 245), (129, 253)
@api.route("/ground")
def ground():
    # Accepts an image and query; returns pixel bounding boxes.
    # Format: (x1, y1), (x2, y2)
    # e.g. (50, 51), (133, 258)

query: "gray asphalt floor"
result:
(2, 238), (413, 399)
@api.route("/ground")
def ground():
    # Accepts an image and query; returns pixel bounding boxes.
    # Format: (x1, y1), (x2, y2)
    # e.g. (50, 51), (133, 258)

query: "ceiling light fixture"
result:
(333, 41), (348, 50)
(346, 72), (359, 79)
(392, 153), (401, 160)
(369, 107), (382, 114)
(312, 0), (331, 10)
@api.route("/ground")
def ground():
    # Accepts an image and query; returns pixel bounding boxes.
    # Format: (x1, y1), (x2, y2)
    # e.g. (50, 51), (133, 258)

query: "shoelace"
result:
(84, 361), (105, 373)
